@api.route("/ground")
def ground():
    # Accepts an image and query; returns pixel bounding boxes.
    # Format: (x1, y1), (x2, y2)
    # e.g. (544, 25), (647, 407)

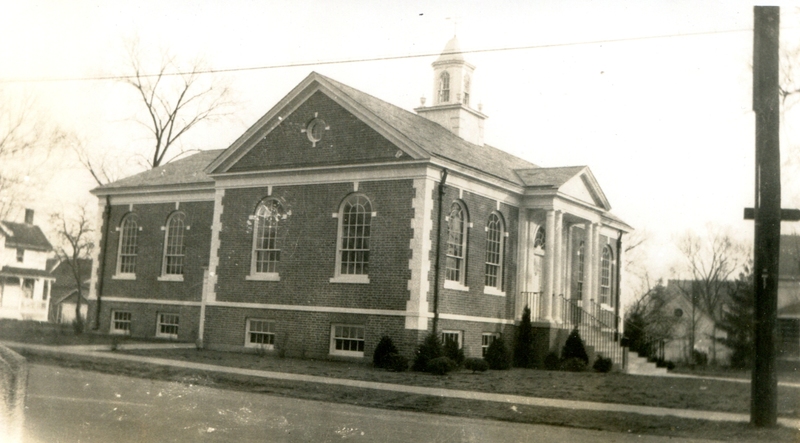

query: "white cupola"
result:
(415, 36), (487, 146)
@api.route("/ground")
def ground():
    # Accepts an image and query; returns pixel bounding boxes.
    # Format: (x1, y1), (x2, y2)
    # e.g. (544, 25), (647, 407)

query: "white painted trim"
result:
(244, 318), (276, 349)
(406, 177), (434, 330)
(111, 274), (136, 281)
(329, 275), (370, 284)
(98, 188), (215, 204)
(483, 287), (506, 297)
(157, 275), (184, 282)
(444, 280), (469, 292)
(102, 297), (202, 306)
(329, 323), (365, 358)
(246, 273), (281, 282)
(207, 301), (407, 317)
(438, 312), (515, 325)
(206, 189), (225, 302)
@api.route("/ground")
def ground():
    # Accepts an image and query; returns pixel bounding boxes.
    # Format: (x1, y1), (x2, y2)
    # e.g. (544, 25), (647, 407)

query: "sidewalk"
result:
(6, 340), (800, 429)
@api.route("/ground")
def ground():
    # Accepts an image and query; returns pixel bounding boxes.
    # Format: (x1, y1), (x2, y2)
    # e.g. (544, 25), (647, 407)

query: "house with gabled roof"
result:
(88, 38), (632, 365)
(0, 210), (54, 321)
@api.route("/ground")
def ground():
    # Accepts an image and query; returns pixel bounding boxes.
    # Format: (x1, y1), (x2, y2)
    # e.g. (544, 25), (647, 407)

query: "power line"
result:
(0, 27), (753, 84)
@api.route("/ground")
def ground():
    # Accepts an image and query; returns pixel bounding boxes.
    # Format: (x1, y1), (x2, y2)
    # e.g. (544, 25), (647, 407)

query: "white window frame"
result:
(156, 313), (179, 339)
(484, 212), (505, 295)
(331, 194), (372, 284)
(159, 212), (186, 281)
(600, 245), (613, 306)
(576, 241), (585, 300)
(110, 310), (132, 335)
(245, 319), (276, 349)
(15, 248), (23, 263)
(441, 330), (463, 349)
(438, 71), (450, 103)
(114, 214), (138, 279)
(247, 199), (284, 281)
(481, 332), (499, 357)
(444, 201), (469, 291)
(329, 324), (365, 357)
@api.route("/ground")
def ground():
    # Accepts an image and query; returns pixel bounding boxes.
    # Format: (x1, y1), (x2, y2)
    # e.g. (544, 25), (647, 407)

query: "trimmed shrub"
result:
(464, 357), (489, 373)
(413, 333), (443, 372)
(426, 357), (456, 375)
(543, 352), (561, 370)
(562, 357), (587, 372)
(484, 335), (512, 370)
(514, 306), (535, 368)
(593, 356), (613, 373)
(692, 350), (708, 367)
(373, 335), (399, 369)
(562, 328), (589, 364)
(386, 353), (409, 372)
(443, 339), (465, 367)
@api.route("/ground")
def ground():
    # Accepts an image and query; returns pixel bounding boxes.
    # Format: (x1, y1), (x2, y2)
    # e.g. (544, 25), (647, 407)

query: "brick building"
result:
(88, 38), (631, 362)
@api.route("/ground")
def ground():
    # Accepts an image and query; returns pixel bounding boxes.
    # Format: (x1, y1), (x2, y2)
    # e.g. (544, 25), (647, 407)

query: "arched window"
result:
(600, 246), (613, 305)
(162, 212), (186, 276)
(533, 227), (546, 250)
(335, 194), (372, 278)
(251, 199), (284, 277)
(438, 71), (450, 103)
(463, 75), (471, 106)
(576, 241), (585, 300)
(116, 214), (138, 276)
(484, 212), (504, 291)
(445, 201), (468, 285)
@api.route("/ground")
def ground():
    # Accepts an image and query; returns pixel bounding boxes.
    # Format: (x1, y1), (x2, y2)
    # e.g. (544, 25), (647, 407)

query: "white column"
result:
(543, 210), (555, 322)
(584, 223), (594, 306)
(593, 223), (602, 313)
(516, 209), (530, 320)
(552, 211), (564, 322)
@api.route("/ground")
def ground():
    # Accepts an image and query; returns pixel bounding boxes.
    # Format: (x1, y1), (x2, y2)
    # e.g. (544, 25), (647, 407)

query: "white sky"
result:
(2, 0), (800, 301)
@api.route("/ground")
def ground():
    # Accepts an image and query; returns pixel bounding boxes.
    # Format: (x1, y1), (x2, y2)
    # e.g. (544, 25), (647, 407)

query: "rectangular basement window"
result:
(330, 324), (365, 357)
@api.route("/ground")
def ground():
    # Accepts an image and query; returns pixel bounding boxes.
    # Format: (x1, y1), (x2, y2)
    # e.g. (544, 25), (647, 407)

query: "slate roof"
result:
(0, 221), (52, 251)
(515, 166), (587, 188)
(94, 150), (223, 192)
(319, 74), (538, 185)
(780, 235), (800, 279)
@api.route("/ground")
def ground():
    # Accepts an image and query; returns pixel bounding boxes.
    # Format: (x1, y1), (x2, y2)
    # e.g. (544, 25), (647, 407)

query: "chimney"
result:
(24, 209), (34, 225)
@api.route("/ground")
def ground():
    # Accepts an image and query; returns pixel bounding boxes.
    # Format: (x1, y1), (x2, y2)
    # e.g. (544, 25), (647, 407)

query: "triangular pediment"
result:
(207, 73), (429, 175)
(517, 166), (610, 211)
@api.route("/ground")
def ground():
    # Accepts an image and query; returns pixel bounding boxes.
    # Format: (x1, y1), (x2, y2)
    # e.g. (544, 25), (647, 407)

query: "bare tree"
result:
(51, 207), (94, 334)
(124, 40), (236, 169)
(624, 278), (679, 360)
(675, 227), (746, 363)
(0, 91), (61, 219)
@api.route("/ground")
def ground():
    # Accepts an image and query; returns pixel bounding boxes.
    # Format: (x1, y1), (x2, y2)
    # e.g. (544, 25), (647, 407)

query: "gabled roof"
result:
(516, 166), (587, 188)
(0, 221), (52, 251)
(516, 166), (612, 211)
(50, 259), (92, 289)
(0, 266), (54, 279)
(92, 149), (223, 194)
(207, 72), (537, 186)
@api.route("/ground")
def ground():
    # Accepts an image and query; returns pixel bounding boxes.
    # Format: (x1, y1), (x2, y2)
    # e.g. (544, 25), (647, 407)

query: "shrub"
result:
(373, 335), (399, 369)
(413, 332), (443, 372)
(464, 357), (489, 373)
(443, 339), (465, 367)
(692, 349), (708, 366)
(426, 357), (456, 375)
(514, 306), (535, 368)
(484, 335), (512, 370)
(386, 353), (409, 372)
(72, 318), (84, 335)
(666, 360), (676, 370)
(562, 328), (589, 365)
(562, 357), (587, 372)
(593, 356), (613, 373)
(543, 352), (561, 370)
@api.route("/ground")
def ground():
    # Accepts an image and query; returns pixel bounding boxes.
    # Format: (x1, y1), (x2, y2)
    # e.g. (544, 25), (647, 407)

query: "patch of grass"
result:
(16, 349), (800, 443)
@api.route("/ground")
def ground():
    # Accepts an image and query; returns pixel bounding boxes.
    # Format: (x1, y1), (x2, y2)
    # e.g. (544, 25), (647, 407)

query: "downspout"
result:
(432, 169), (448, 334)
(615, 230), (623, 340)
(93, 196), (111, 331)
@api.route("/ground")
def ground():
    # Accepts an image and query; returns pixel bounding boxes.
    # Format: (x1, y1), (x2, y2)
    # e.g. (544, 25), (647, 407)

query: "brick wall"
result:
(427, 184), (519, 320)
(99, 201), (214, 302)
(228, 91), (406, 173)
(95, 300), (200, 342)
(214, 180), (414, 311)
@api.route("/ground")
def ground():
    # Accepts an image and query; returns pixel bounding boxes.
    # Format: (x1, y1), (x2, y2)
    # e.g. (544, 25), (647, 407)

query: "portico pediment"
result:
(516, 166), (610, 211)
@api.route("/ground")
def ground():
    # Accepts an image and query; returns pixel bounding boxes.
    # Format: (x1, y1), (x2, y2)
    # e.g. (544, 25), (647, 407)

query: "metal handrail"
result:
(556, 294), (623, 365)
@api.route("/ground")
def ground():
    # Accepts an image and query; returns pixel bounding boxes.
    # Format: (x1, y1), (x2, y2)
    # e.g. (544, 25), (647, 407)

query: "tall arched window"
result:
(463, 75), (471, 106)
(251, 199), (284, 277)
(438, 71), (450, 103)
(116, 214), (138, 276)
(533, 227), (546, 250)
(445, 201), (468, 286)
(335, 194), (372, 279)
(162, 212), (186, 276)
(484, 212), (504, 291)
(600, 246), (613, 305)
(576, 241), (585, 300)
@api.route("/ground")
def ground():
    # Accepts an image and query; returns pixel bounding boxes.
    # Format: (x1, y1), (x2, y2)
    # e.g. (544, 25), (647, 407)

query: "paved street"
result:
(23, 364), (720, 443)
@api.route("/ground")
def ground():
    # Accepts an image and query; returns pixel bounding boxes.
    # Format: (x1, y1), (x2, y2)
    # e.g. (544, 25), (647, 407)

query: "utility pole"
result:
(750, 6), (781, 427)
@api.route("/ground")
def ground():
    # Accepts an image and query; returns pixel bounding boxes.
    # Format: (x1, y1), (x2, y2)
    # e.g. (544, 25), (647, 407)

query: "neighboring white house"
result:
(0, 210), (54, 321)
(48, 259), (91, 324)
